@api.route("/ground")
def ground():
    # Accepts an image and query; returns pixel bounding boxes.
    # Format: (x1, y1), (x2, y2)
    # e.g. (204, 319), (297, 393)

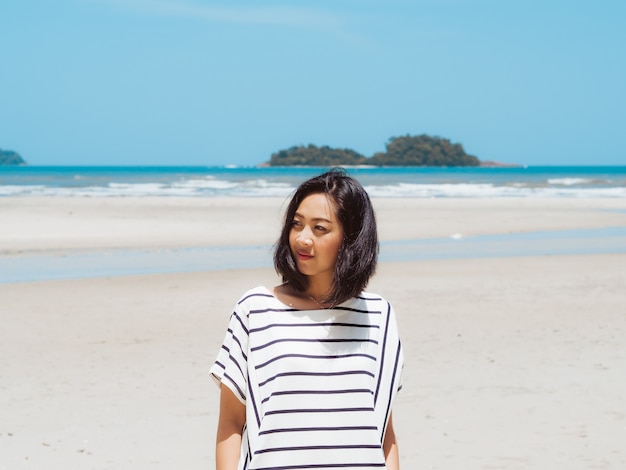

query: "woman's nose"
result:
(297, 227), (313, 246)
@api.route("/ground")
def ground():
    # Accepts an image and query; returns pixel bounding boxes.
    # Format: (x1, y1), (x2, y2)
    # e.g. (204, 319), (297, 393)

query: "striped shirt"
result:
(210, 286), (404, 470)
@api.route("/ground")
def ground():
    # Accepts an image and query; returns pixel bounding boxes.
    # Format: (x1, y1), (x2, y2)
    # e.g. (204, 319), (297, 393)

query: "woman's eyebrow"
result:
(294, 211), (332, 224)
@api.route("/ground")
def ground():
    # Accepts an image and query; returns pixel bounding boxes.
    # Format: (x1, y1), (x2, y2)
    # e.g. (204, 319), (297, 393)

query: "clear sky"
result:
(1, 0), (624, 166)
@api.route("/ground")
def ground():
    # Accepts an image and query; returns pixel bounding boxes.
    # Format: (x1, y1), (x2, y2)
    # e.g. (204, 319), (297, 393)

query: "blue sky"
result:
(1, 0), (624, 166)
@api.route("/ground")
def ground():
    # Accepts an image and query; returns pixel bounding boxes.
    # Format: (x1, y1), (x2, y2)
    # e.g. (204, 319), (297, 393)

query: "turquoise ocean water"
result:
(1, 166), (625, 283)
(1, 165), (626, 198)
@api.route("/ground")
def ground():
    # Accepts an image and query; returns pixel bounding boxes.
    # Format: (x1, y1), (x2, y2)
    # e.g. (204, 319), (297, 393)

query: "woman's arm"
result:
(383, 412), (399, 470)
(216, 384), (246, 470)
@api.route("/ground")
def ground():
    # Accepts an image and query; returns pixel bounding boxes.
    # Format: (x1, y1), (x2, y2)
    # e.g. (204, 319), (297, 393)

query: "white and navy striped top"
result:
(210, 286), (404, 470)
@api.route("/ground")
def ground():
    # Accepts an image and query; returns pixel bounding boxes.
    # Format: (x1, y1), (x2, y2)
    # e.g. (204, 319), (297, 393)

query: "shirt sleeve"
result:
(374, 300), (404, 442)
(209, 300), (249, 404)
(390, 303), (404, 394)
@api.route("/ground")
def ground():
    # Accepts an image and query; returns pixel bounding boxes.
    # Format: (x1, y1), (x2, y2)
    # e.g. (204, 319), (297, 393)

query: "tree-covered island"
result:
(0, 148), (27, 166)
(269, 134), (480, 167)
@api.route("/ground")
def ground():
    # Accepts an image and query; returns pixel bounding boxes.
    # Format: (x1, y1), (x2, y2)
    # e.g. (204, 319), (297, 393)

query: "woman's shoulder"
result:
(355, 290), (390, 303)
(236, 285), (274, 304)
(346, 291), (394, 311)
(356, 291), (386, 302)
(235, 285), (291, 310)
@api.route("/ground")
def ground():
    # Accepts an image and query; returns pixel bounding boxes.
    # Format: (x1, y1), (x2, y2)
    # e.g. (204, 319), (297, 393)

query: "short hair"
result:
(274, 168), (378, 305)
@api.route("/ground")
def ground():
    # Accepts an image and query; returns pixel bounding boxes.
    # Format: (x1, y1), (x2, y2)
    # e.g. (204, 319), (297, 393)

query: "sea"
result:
(1, 165), (626, 198)
(2, 165), (625, 283)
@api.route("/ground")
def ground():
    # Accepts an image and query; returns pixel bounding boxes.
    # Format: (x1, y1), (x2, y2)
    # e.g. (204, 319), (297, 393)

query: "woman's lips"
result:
(296, 251), (313, 261)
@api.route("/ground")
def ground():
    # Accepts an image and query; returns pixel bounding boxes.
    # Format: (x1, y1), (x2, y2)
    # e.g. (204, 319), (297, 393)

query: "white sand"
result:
(1, 197), (626, 469)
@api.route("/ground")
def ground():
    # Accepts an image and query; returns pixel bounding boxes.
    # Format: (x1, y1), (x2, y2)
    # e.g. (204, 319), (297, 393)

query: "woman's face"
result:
(289, 193), (344, 285)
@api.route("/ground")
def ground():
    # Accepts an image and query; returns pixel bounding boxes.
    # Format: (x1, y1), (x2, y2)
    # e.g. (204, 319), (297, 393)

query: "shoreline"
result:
(2, 196), (626, 256)
(2, 196), (626, 283)
(3, 166), (625, 199)
(2, 225), (626, 284)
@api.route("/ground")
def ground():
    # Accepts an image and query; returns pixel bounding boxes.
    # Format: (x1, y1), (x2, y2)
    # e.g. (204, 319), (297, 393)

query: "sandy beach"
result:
(1, 196), (626, 469)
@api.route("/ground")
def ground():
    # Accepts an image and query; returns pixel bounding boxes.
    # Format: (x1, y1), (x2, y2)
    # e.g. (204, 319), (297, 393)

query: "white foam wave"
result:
(3, 179), (625, 198)
(547, 178), (590, 186)
(0, 185), (47, 196)
(173, 178), (238, 189)
(364, 183), (521, 198)
(0, 177), (297, 197)
(364, 183), (626, 198)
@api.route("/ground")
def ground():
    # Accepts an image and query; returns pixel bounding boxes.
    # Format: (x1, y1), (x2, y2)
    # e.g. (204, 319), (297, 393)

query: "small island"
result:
(0, 148), (27, 166)
(269, 134), (480, 167)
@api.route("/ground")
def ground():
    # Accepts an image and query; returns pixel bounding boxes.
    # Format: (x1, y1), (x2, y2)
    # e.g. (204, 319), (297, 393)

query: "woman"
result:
(210, 169), (404, 469)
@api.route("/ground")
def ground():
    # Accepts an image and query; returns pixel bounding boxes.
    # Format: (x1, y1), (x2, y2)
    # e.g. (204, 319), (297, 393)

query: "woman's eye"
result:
(315, 225), (327, 232)
(291, 220), (302, 227)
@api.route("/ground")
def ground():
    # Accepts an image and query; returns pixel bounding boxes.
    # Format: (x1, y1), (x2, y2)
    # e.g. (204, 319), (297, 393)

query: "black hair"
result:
(273, 168), (378, 305)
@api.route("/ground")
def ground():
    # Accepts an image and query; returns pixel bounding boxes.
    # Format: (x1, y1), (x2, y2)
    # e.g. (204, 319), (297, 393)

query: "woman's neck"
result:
(304, 276), (333, 304)
(273, 283), (335, 310)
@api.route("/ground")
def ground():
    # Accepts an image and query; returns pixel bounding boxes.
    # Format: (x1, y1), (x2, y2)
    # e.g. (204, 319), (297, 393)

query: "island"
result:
(269, 134), (480, 167)
(0, 148), (27, 166)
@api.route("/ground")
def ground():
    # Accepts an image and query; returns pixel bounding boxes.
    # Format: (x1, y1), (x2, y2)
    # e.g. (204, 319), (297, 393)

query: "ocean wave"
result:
(364, 183), (626, 198)
(2, 167), (625, 198)
(3, 181), (625, 198)
(0, 178), (296, 197)
(547, 177), (591, 186)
